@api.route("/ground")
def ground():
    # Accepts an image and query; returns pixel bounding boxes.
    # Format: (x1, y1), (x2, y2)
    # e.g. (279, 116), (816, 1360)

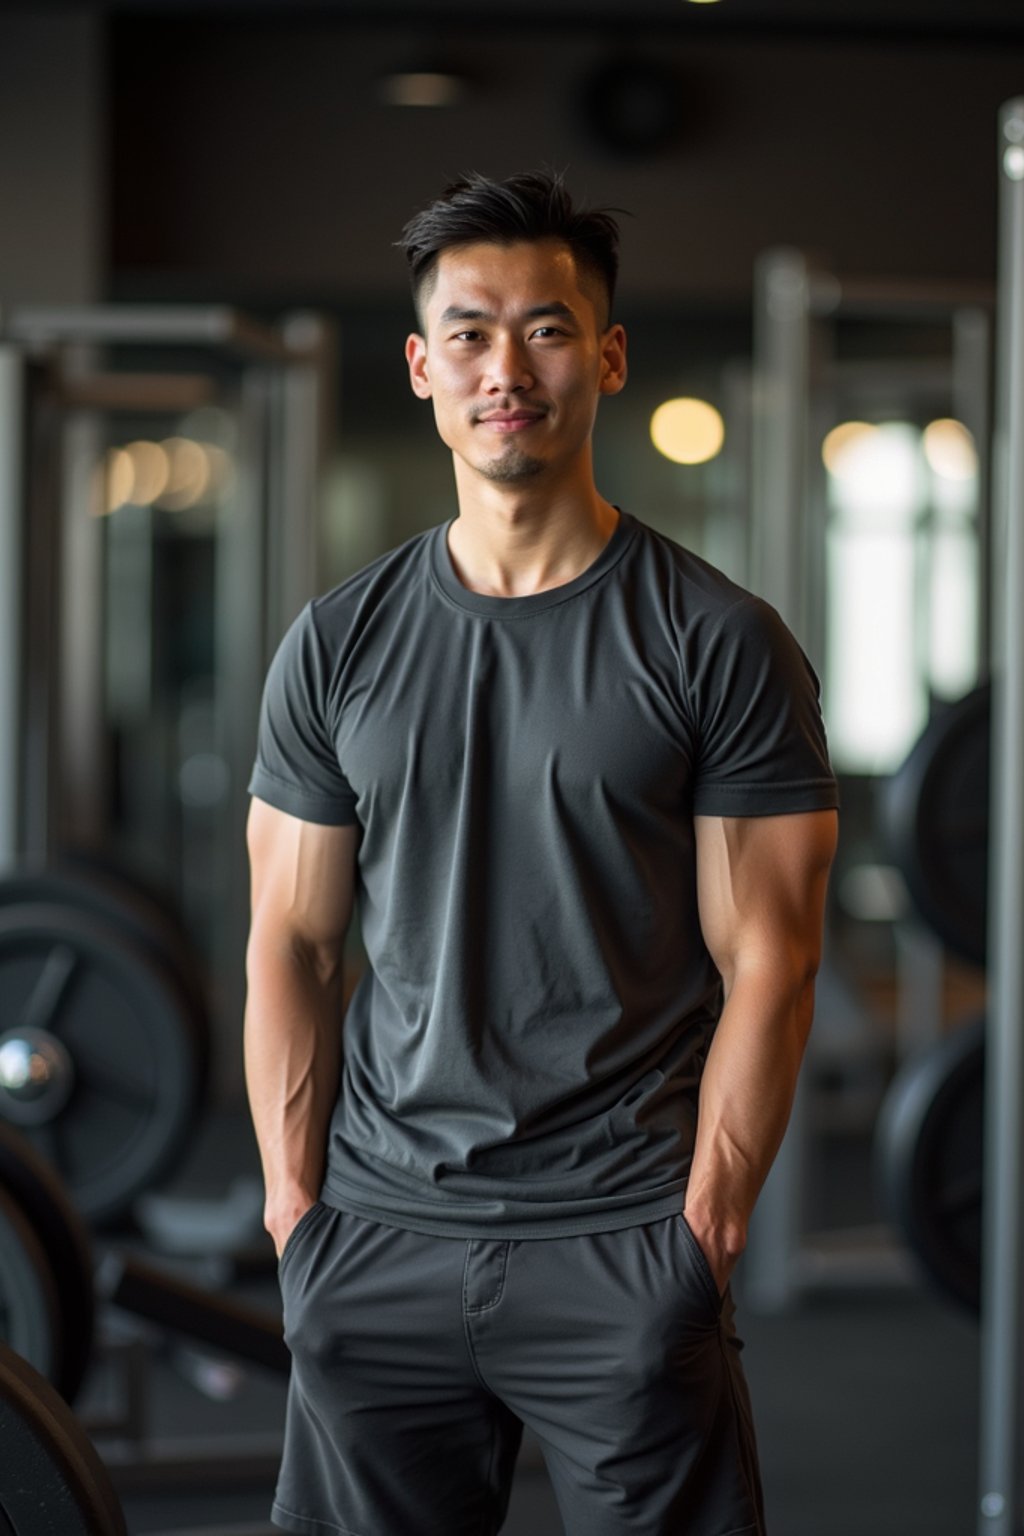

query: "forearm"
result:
(684, 966), (816, 1282)
(244, 935), (344, 1238)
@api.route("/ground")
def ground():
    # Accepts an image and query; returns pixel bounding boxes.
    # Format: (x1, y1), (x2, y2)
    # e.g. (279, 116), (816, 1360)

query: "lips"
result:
(476, 409), (547, 432)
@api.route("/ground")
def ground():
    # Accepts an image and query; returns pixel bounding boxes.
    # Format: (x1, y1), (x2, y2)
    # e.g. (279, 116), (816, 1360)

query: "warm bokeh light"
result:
(157, 437), (212, 511)
(203, 443), (236, 499)
(922, 418), (978, 482)
(103, 447), (135, 514)
(821, 421), (877, 479)
(124, 440), (170, 505)
(100, 437), (236, 517)
(379, 72), (465, 108)
(649, 397), (725, 465)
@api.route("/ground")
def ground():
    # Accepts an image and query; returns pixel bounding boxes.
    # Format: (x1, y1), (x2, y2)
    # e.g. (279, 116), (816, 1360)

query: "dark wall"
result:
(110, 18), (1024, 304)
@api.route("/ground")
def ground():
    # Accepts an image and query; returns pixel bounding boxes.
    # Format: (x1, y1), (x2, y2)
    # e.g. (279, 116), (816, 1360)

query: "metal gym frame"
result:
(0, 305), (334, 1063)
(747, 95), (1024, 1536)
(977, 94), (1024, 1536)
(745, 248), (992, 1312)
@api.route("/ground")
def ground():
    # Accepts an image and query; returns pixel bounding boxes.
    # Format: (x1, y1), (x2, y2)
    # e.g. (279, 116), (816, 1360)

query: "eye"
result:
(452, 329), (483, 343)
(530, 326), (565, 340)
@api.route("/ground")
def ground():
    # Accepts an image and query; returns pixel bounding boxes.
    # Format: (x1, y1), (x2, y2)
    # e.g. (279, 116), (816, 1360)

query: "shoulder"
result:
(625, 514), (755, 614)
(309, 522), (441, 639)
(623, 513), (787, 646)
(266, 523), (441, 710)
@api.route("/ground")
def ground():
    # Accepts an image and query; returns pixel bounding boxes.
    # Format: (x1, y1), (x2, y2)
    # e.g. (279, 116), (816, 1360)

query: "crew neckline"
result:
(429, 509), (637, 618)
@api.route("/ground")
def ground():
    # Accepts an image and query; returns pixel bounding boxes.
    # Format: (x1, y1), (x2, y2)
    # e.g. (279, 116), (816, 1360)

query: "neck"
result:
(447, 465), (619, 598)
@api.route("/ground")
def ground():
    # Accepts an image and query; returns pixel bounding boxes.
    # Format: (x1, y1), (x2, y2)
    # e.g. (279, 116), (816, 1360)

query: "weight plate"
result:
(875, 1016), (984, 1312)
(0, 1124), (94, 1404)
(0, 862), (211, 1065)
(0, 903), (206, 1227)
(0, 1340), (126, 1535)
(0, 1189), (61, 1384)
(882, 684), (989, 967)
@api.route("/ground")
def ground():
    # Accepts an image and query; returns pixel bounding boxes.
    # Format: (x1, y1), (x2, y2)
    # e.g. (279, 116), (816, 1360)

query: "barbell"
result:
(0, 1339), (128, 1536)
(0, 1120), (287, 1409)
(0, 1115), (285, 1534)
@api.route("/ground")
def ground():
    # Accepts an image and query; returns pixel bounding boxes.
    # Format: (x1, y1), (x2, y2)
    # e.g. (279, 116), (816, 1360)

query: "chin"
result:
(478, 445), (547, 483)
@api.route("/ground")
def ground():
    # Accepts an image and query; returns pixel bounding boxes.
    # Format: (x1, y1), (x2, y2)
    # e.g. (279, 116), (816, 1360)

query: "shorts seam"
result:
(460, 1246), (495, 1391)
(717, 1334), (765, 1535)
(476, 1400), (501, 1536)
(464, 1242), (510, 1314)
(272, 1498), (365, 1535)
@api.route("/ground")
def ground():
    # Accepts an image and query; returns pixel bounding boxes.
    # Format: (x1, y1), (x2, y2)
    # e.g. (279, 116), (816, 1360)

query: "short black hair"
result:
(398, 170), (621, 329)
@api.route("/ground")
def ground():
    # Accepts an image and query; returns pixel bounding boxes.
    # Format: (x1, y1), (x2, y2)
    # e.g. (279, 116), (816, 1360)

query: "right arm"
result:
(244, 798), (359, 1256)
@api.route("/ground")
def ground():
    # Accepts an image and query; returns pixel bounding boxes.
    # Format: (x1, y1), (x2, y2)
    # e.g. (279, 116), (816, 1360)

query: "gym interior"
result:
(1, 2), (1023, 1533)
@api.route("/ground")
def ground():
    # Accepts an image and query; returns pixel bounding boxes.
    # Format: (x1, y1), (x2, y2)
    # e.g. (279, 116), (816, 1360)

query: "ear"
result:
(406, 333), (432, 399)
(598, 323), (628, 397)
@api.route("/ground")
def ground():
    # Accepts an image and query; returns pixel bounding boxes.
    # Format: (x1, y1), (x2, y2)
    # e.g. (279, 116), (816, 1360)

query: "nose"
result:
(484, 334), (535, 394)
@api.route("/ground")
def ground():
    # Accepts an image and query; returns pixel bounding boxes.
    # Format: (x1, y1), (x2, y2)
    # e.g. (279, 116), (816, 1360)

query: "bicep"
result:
(694, 811), (838, 987)
(247, 797), (359, 954)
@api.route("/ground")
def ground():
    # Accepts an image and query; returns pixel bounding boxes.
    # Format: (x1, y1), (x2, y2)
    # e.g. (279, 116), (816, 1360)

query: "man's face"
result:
(405, 239), (626, 488)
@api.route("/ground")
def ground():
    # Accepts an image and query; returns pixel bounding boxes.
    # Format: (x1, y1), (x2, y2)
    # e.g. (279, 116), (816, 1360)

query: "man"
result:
(245, 170), (839, 1536)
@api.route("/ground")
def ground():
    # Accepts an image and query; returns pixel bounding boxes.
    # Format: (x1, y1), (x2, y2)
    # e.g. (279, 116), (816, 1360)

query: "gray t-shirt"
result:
(249, 510), (838, 1238)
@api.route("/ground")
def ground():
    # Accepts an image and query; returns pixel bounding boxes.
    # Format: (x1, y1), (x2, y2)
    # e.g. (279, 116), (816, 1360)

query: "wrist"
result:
(682, 1199), (747, 1290)
(264, 1183), (319, 1241)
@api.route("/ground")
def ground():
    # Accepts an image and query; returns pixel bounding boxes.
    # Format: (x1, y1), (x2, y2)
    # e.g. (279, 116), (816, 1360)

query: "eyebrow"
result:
(438, 301), (579, 325)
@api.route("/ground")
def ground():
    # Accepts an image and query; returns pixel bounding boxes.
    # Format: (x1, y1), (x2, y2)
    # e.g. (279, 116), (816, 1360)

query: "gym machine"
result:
(865, 99), (1024, 1535)
(0, 305), (335, 1088)
(744, 243), (992, 1311)
(876, 685), (988, 1313)
(1, 964), (296, 1529)
(0, 305), (335, 1532)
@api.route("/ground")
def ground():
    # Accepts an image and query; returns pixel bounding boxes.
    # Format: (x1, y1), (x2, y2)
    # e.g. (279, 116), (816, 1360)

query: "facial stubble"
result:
(478, 443), (546, 483)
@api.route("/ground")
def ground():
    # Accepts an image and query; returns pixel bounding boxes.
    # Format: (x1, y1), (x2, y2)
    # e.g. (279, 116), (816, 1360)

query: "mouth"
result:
(475, 409), (547, 434)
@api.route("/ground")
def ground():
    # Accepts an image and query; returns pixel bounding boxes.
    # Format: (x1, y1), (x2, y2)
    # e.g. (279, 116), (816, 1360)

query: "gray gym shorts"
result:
(272, 1203), (765, 1536)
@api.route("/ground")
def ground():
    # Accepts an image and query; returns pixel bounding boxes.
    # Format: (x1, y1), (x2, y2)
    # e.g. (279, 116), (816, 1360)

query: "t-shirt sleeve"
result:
(688, 595), (839, 817)
(248, 602), (359, 826)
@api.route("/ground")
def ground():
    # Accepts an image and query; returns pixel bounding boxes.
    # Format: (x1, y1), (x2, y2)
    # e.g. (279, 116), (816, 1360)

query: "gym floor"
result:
(78, 1109), (982, 1536)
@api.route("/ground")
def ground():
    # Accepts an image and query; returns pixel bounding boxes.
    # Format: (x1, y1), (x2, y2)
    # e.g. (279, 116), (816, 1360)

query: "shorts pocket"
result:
(278, 1200), (327, 1278)
(677, 1214), (724, 1319)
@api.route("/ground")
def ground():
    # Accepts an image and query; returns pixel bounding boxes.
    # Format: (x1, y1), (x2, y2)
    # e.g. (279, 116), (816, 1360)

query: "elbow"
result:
(795, 957), (822, 1043)
(246, 920), (345, 994)
(801, 943), (823, 992)
(719, 938), (822, 1008)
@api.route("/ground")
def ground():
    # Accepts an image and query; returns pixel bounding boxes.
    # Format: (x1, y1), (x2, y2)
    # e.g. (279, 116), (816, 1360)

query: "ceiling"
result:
(40, 0), (1024, 42)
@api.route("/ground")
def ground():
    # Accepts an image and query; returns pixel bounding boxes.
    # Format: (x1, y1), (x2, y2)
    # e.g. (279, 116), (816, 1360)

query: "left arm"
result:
(684, 809), (839, 1292)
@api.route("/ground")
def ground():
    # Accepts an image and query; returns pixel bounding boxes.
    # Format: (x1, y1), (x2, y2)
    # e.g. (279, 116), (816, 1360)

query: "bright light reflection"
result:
(826, 529), (925, 773)
(922, 418), (978, 482)
(821, 421), (876, 479)
(929, 526), (979, 698)
(650, 397), (724, 465)
(825, 421), (922, 529)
